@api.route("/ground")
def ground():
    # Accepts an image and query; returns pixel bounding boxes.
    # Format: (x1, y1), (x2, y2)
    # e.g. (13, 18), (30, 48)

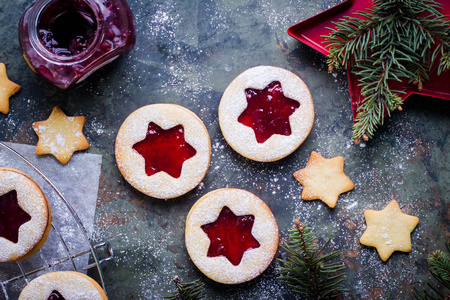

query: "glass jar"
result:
(19, 0), (136, 89)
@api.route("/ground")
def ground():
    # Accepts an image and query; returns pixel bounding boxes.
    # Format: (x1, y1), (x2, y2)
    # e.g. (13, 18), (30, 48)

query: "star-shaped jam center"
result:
(0, 190), (31, 244)
(133, 122), (197, 178)
(48, 291), (66, 300)
(47, 291), (65, 300)
(238, 81), (300, 143)
(201, 206), (260, 266)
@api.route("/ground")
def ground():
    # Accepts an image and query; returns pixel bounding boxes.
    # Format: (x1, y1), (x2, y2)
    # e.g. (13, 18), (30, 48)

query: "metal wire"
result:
(3, 240), (112, 286)
(50, 223), (77, 271)
(0, 282), (8, 300)
(0, 142), (112, 298)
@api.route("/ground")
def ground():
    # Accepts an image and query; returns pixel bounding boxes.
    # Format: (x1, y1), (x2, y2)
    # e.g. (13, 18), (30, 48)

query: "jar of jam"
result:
(19, 0), (136, 89)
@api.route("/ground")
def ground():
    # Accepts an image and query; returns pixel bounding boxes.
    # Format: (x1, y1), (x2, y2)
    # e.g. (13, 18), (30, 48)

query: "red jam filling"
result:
(201, 206), (260, 266)
(133, 122), (197, 179)
(37, 0), (97, 56)
(0, 190), (32, 244)
(48, 291), (65, 300)
(238, 81), (300, 143)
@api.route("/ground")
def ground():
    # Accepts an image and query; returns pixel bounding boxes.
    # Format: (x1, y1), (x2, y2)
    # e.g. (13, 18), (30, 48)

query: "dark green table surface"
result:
(1, 0), (449, 299)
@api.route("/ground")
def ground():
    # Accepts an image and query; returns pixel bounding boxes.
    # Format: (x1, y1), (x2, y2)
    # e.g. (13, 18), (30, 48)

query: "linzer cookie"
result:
(115, 104), (211, 199)
(19, 271), (107, 300)
(0, 168), (52, 262)
(185, 188), (279, 284)
(219, 66), (314, 162)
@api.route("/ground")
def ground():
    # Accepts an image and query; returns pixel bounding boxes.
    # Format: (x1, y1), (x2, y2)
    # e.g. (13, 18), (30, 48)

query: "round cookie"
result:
(19, 271), (107, 300)
(185, 188), (279, 284)
(0, 167), (52, 262)
(115, 104), (211, 199)
(219, 66), (314, 162)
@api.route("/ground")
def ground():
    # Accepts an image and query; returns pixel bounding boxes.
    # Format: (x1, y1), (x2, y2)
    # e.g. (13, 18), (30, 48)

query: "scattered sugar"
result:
(1, 0), (441, 297)
(56, 134), (65, 146)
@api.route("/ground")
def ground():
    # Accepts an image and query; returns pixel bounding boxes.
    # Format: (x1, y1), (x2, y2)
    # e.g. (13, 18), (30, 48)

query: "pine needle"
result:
(164, 276), (207, 300)
(277, 219), (346, 299)
(413, 241), (450, 300)
(323, 0), (450, 140)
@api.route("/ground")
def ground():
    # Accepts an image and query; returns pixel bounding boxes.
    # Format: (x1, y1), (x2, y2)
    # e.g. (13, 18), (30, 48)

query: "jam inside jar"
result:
(37, 0), (97, 56)
(19, 0), (136, 89)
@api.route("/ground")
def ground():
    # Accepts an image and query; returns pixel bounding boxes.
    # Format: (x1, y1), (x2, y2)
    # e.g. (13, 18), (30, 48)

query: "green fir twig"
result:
(164, 276), (207, 300)
(277, 219), (346, 299)
(323, 0), (450, 142)
(414, 242), (450, 300)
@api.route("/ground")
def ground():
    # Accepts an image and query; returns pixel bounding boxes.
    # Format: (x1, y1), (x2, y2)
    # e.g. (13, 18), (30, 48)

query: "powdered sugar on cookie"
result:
(219, 66), (314, 162)
(115, 104), (211, 199)
(19, 271), (107, 300)
(32, 106), (90, 164)
(0, 168), (50, 262)
(185, 188), (279, 284)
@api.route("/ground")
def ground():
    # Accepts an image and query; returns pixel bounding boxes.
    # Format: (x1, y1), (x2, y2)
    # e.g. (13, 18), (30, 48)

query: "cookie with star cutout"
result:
(19, 271), (107, 300)
(115, 104), (211, 199)
(293, 151), (354, 208)
(185, 188), (279, 284)
(0, 63), (21, 114)
(32, 106), (90, 164)
(219, 66), (314, 162)
(0, 168), (52, 262)
(360, 199), (419, 261)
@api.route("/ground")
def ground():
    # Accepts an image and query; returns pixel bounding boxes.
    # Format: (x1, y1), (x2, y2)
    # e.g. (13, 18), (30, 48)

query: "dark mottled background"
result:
(1, 0), (449, 299)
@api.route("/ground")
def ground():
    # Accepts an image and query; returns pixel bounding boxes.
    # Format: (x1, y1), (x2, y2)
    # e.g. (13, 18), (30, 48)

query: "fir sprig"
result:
(324, 0), (450, 141)
(164, 276), (207, 300)
(277, 219), (346, 299)
(414, 242), (450, 300)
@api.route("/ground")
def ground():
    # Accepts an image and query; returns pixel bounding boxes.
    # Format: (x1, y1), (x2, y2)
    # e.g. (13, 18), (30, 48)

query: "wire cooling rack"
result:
(0, 142), (113, 300)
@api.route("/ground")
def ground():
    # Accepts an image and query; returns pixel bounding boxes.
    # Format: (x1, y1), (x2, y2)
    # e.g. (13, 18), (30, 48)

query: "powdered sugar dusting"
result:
(115, 104), (211, 199)
(219, 66), (314, 162)
(0, 168), (49, 262)
(19, 271), (106, 300)
(185, 189), (279, 284)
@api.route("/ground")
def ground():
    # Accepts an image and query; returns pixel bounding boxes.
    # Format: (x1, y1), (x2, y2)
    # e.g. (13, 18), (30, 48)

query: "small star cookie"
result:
(32, 106), (90, 164)
(0, 63), (21, 114)
(360, 199), (419, 261)
(293, 151), (354, 208)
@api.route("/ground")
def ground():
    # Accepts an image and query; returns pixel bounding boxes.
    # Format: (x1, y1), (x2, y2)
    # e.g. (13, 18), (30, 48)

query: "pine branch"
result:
(414, 242), (450, 300)
(323, 0), (450, 141)
(164, 276), (207, 300)
(277, 219), (346, 300)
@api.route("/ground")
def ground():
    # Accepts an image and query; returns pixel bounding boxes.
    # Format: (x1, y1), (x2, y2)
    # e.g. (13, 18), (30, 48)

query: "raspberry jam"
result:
(19, 0), (136, 89)
(48, 291), (65, 300)
(133, 122), (197, 179)
(201, 206), (260, 266)
(238, 81), (300, 143)
(37, 0), (97, 56)
(0, 190), (32, 244)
